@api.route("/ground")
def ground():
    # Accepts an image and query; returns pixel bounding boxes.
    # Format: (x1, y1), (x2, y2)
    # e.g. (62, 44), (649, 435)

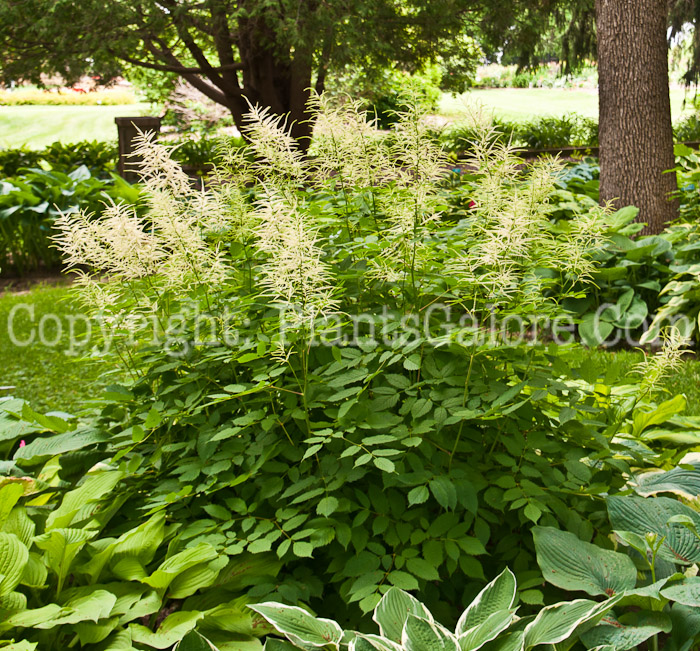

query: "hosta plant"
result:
(243, 569), (620, 651)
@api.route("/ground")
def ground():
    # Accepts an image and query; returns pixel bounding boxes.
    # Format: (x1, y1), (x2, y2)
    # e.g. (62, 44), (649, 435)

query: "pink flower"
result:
(19, 440), (25, 448)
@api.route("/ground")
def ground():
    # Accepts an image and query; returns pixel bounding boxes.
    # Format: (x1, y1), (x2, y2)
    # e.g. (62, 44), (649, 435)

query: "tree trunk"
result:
(596, 0), (678, 234)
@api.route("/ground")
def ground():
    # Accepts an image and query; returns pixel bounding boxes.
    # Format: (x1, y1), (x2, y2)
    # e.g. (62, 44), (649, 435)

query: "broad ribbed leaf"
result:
(0, 532), (28, 596)
(35, 589), (117, 628)
(373, 587), (434, 643)
(263, 640), (299, 651)
(34, 528), (96, 584)
(0, 641), (36, 650)
(199, 596), (274, 637)
(99, 629), (134, 650)
(141, 543), (218, 590)
(2, 603), (62, 628)
(522, 597), (621, 649)
(458, 609), (517, 651)
(130, 611), (204, 649)
(456, 568), (516, 635)
(581, 612), (671, 651)
(112, 511), (165, 563)
(661, 577), (700, 606)
(0, 483), (25, 527)
(175, 631), (220, 651)
(634, 463), (700, 499)
(533, 527), (636, 596)
(74, 616), (120, 645)
(607, 496), (700, 565)
(13, 427), (110, 462)
(3, 507), (35, 547)
(403, 615), (460, 651)
(168, 556), (227, 599)
(0, 590), (27, 609)
(349, 633), (402, 651)
(250, 602), (342, 649)
(46, 470), (125, 530)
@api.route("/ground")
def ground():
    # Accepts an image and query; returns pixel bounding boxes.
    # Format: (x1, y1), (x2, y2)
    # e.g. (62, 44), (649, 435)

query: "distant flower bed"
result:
(0, 87), (137, 106)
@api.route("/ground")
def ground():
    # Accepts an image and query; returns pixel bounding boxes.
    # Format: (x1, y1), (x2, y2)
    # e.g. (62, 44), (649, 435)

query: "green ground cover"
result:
(0, 103), (149, 148)
(440, 87), (694, 122)
(0, 283), (108, 413)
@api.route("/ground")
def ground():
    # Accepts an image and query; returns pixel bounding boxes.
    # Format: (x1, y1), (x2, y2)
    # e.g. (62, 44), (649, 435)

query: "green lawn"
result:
(440, 88), (695, 123)
(0, 103), (150, 148)
(0, 283), (109, 413)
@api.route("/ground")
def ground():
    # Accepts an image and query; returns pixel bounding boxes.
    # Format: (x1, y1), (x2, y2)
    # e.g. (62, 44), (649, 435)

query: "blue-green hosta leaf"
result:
(250, 602), (343, 650)
(607, 496), (700, 565)
(633, 463), (700, 499)
(456, 568), (517, 635)
(668, 602), (700, 651)
(373, 587), (434, 643)
(46, 470), (125, 530)
(533, 527), (636, 596)
(168, 556), (228, 599)
(522, 597), (621, 649)
(0, 533), (28, 597)
(458, 609), (518, 651)
(35, 589), (117, 628)
(580, 611), (672, 651)
(34, 528), (96, 584)
(402, 615), (460, 651)
(660, 577), (700, 606)
(129, 611), (204, 649)
(141, 543), (218, 590)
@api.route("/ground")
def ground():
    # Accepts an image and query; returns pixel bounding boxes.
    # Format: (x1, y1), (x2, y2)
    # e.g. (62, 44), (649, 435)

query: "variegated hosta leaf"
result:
(129, 611), (205, 649)
(607, 495), (700, 565)
(402, 615), (460, 651)
(533, 527), (636, 597)
(522, 596), (622, 649)
(0, 532), (29, 597)
(633, 463), (700, 500)
(458, 609), (518, 651)
(373, 587), (434, 643)
(456, 568), (517, 636)
(580, 611), (671, 651)
(250, 602), (343, 650)
(348, 632), (402, 651)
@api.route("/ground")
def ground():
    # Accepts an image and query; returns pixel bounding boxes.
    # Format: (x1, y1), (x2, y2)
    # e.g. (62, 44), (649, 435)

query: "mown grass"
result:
(0, 283), (108, 413)
(0, 103), (150, 148)
(440, 88), (693, 123)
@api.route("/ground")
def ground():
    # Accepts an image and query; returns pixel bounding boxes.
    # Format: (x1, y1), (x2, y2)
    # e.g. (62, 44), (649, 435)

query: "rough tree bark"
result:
(596, 0), (678, 234)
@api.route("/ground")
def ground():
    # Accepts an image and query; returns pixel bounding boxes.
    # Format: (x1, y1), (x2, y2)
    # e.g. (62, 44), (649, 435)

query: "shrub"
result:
(0, 140), (118, 178)
(43, 95), (637, 628)
(0, 166), (139, 275)
(0, 88), (136, 106)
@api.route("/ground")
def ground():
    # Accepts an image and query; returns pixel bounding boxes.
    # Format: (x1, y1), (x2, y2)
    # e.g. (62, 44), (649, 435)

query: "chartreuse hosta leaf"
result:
(129, 611), (205, 649)
(402, 615), (460, 651)
(580, 610), (672, 651)
(0, 532), (29, 597)
(34, 527), (96, 592)
(373, 587), (434, 643)
(532, 527), (637, 597)
(141, 543), (219, 590)
(174, 630), (221, 651)
(0, 483), (25, 527)
(521, 596), (622, 649)
(250, 602), (343, 649)
(0, 642), (37, 651)
(46, 469), (125, 530)
(607, 495), (700, 565)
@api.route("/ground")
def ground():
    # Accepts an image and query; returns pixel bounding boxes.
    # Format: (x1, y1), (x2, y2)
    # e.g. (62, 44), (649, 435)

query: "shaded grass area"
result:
(567, 347), (700, 416)
(0, 283), (108, 413)
(0, 103), (150, 148)
(440, 88), (693, 123)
